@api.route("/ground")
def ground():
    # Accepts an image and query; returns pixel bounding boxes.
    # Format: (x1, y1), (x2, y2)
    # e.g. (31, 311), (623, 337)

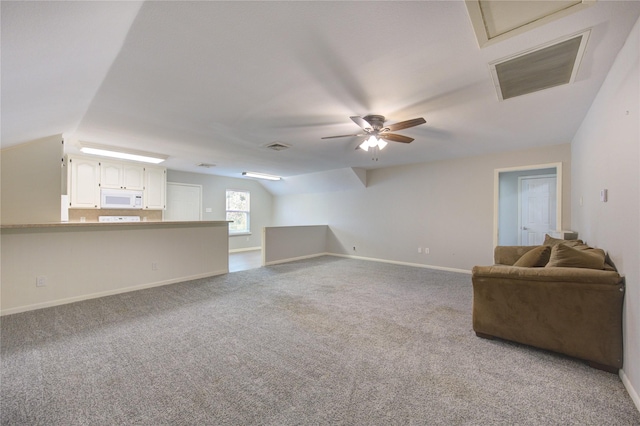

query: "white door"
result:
(519, 176), (557, 245)
(164, 183), (202, 221)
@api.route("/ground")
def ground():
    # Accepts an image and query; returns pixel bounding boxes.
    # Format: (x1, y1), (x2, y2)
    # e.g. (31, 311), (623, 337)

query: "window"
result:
(226, 190), (250, 234)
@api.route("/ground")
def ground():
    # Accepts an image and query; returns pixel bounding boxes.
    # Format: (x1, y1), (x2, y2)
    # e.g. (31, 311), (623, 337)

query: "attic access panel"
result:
(466, 0), (595, 47)
(489, 30), (590, 101)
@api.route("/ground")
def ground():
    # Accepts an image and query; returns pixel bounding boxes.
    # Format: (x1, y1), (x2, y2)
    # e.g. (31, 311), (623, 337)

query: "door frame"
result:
(493, 162), (562, 247)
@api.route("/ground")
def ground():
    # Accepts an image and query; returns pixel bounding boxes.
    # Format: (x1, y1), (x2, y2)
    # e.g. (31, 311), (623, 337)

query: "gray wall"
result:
(1, 134), (63, 224)
(273, 143), (571, 270)
(167, 170), (273, 250)
(263, 225), (328, 265)
(571, 16), (639, 405)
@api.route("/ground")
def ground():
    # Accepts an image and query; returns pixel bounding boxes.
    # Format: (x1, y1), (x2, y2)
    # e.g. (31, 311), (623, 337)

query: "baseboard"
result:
(620, 368), (640, 413)
(264, 252), (328, 266)
(229, 246), (262, 253)
(328, 253), (472, 274)
(263, 252), (472, 274)
(0, 269), (228, 316)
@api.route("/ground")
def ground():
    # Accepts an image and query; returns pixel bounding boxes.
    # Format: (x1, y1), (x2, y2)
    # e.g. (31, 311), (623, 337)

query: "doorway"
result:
(164, 183), (202, 221)
(494, 163), (562, 247)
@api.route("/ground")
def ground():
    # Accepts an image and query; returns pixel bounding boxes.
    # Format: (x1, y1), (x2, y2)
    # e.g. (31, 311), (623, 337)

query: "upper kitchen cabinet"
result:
(144, 166), (166, 210)
(68, 156), (100, 208)
(66, 155), (167, 210)
(100, 161), (144, 190)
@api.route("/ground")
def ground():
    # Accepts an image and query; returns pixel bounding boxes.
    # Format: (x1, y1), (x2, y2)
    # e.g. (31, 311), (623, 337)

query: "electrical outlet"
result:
(36, 276), (47, 287)
(353, 246), (356, 251)
(418, 247), (422, 253)
(425, 248), (430, 254)
(151, 262), (158, 271)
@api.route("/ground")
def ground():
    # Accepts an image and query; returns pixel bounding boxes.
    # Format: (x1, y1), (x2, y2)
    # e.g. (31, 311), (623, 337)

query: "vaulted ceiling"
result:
(2, 1), (639, 184)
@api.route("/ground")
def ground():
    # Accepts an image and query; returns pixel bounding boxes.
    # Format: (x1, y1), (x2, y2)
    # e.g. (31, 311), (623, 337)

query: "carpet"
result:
(2, 256), (638, 425)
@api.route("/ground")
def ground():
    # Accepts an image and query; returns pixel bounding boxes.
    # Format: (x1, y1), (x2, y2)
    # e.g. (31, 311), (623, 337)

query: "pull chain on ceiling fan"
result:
(321, 115), (426, 160)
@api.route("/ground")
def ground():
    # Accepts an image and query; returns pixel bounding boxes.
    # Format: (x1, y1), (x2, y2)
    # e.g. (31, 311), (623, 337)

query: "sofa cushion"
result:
(513, 245), (551, 267)
(545, 243), (606, 270)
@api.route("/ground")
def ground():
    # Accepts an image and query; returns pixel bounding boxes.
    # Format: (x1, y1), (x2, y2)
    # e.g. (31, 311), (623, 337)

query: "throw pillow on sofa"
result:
(545, 243), (606, 269)
(513, 245), (551, 267)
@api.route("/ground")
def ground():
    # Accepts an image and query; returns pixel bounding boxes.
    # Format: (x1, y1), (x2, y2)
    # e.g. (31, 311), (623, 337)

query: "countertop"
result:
(1, 221), (230, 230)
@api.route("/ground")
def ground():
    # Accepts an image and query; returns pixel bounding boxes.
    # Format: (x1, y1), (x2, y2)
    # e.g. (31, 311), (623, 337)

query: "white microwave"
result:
(101, 189), (143, 209)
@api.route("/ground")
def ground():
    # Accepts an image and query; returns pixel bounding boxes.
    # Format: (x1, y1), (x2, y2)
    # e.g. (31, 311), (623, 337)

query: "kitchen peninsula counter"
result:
(1, 220), (229, 229)
(1, 221), (230, 315)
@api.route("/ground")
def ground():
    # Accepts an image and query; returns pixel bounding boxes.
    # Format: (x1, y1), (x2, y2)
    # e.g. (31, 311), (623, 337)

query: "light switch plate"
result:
(600, 189), (608, 202)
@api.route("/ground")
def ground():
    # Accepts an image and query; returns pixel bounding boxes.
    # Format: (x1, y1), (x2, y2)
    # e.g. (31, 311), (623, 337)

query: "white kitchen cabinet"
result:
(68, 156), (100, 208)
(100, 161), (144, 190)
(144, 166), (166, 210)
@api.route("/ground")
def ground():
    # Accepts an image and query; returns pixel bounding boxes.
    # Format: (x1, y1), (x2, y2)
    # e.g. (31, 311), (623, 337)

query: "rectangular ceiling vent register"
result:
(265, 142), (291, 151)
(489, 30), (590, 101)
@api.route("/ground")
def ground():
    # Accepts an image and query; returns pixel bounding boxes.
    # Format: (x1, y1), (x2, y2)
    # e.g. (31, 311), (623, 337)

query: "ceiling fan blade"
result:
(321, 133), (365, 140)
(380, 133), (414, 143)
(384, 117), (426, 132)
(350, 116), (373, 131)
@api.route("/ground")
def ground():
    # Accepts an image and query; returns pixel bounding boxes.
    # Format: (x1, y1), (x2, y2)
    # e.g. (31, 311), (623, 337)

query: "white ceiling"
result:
(2, 1), (639, 188)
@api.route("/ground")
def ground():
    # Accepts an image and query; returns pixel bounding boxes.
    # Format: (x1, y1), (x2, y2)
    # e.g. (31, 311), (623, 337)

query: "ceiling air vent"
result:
(466, 0), (593, 47)
(197, 163), (216, 168)
(264, 142), (291, 151)
(489, 30), (590, 101)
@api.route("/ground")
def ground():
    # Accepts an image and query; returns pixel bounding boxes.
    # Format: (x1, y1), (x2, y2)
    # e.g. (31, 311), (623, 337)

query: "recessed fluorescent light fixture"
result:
(79, 143), (167, 164)
(242, 172), (281, 181)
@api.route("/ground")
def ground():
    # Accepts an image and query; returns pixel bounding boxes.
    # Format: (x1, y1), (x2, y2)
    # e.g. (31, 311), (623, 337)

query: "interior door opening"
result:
(493, 163), (562, 247)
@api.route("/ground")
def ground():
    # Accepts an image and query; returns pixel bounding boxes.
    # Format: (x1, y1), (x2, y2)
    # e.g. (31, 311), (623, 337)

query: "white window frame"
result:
(226, 189), (251, 235)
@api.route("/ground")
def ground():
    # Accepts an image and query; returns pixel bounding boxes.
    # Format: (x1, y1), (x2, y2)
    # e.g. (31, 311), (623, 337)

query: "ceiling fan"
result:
(321, 115), (426, 155)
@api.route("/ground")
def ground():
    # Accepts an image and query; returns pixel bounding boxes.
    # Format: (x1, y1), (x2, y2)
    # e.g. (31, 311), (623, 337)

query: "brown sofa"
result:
(471, 238), (625, 373)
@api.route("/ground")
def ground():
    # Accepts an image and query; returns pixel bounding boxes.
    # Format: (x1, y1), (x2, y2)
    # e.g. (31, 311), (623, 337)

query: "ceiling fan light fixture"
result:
(361, 135), (387, 151)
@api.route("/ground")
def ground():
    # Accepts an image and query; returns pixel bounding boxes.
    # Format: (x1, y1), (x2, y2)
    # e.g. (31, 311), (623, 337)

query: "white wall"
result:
(1, 134), (63, 224)
(167, 170), (273, 251)
(273, 143), (571, 271)
(571, 17), (639, 407)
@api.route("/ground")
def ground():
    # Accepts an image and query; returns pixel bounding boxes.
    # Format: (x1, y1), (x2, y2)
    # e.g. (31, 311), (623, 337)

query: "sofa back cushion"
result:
(494, 246), (540, 265)
(545, 243), (606, 269)
(513, 245), (551, 267)
(543, 234), (584, 247)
